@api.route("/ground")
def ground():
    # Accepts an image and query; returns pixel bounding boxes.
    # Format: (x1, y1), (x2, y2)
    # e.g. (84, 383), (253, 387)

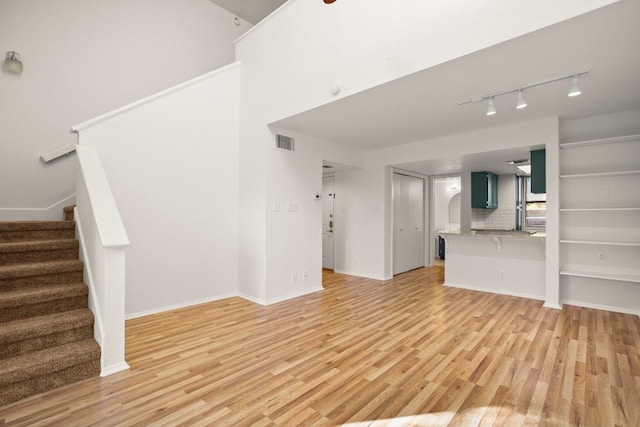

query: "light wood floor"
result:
(1, 266), (639, 426)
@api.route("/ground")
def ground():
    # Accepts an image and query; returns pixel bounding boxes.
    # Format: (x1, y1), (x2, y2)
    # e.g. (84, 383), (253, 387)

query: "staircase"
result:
(0, 209), (100, 407)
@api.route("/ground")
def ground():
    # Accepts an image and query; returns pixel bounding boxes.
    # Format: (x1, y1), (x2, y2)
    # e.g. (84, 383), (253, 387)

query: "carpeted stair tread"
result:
(0, 259), (83, 280)
(0, 221), (75, 232)
(0, 283), (88, 309)
(0, 239), (79, 266)
(0, 239), (78, 253)
(0, 339), (100, 387)
(0, 309), (93, 345)
(0, 221), (75, 243)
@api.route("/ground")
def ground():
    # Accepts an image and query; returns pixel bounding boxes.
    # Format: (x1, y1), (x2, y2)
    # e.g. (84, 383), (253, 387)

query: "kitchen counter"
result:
(438, 230), (546, 239)
(439, 230), (546, 301)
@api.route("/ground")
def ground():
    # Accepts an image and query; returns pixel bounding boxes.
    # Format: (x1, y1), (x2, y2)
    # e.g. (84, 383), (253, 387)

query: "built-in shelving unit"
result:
(559, 134), (640, 315)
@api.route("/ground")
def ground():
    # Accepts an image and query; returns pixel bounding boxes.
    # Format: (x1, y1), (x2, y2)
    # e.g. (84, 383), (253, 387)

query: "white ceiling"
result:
(213, 1), (639, 176)
(272, 0), (640, 159)
(208, 0), (287, 24)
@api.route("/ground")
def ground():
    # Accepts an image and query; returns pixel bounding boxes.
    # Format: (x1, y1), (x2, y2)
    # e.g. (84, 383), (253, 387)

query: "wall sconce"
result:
(3, 51), (24, 74)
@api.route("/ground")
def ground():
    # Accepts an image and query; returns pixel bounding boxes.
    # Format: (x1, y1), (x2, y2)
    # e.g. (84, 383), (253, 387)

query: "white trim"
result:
(71, 62), (241, 132)
(444, 281), (545, 302)
(333, 269), (389, 281)
(543, 302), (563, 310)
(263, 287), (324, 306)
(125, 293), (238, 320)
(100, 361), (130, 377)
(237, 292), (266, 306)
(238, 287), (325, 306)
(40, 143), (76, 163)
(0, 194), (76, 221)
(75, 146), (130, 248)
(126, 287), (325, 317)
(561, 299), (640, 317)
(75, 213), (105, 351)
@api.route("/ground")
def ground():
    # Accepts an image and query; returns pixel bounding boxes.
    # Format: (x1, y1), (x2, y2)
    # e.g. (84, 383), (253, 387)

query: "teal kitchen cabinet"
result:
(530, 149), (546, 194)
(471, 171), (498, 209)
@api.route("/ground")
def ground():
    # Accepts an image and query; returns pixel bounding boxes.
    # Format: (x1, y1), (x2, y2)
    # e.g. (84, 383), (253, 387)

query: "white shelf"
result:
(560, 270), (640, 284)
(560, 170), (640, 179)
(560, 240), (640, 247)
(560, 207), (640, 212)
(560, 134), (640, 149)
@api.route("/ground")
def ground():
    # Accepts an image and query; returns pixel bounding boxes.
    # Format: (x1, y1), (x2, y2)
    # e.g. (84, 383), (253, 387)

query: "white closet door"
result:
(393, 173), (425, 275)
(407, 175), (425, 270)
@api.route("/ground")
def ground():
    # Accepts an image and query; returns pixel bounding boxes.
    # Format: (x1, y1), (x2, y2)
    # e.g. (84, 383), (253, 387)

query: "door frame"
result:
(322, 175), (336, 270)
(429, 173), (463, 266)
(391, 168), (428, 275)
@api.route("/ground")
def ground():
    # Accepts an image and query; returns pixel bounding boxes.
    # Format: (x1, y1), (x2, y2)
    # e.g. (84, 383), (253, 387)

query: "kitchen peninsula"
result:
(438, 230), (546, 301)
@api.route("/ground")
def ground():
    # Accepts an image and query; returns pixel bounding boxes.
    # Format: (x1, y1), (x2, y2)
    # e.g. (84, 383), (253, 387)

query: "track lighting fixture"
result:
(486, 98), (496, 116)
(516, 90), (527, 109)
(458, 70), (589, 116)
(568, 76), (581, 97)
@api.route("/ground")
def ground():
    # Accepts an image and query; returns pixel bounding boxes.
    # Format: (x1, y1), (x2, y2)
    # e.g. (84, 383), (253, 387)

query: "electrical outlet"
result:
(291, 272), (297, 283)
(499, 270), (505, 279)
(303, 272), (309, 280)
(598, 251), (606, 261)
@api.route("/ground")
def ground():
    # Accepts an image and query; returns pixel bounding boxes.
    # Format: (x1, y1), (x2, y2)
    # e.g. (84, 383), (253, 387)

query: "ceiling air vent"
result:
(275, 134), (295, 151)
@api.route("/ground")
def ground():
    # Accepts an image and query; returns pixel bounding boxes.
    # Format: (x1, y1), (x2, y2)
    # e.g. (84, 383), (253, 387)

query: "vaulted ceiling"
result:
(208, 0), (287, 24)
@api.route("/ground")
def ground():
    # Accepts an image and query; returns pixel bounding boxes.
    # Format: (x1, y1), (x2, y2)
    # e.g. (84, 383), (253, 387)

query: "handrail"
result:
(40, 142), (76, 163)
(75, 145), (130, 248)
(71, 62), (241, 132)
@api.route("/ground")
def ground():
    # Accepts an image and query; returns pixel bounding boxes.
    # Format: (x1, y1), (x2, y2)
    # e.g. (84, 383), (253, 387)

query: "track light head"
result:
(516, 90), (528, 109)
(568, 76), (581, 97)
(486, 98), (496, 116)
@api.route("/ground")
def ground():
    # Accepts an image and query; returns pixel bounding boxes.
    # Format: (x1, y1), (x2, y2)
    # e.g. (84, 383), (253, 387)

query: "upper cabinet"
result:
(530, 149), (546, 194)
(471, 171), (498, 209)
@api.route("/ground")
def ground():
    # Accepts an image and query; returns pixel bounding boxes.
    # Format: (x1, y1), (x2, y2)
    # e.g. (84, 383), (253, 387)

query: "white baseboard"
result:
(100, 361), (130, 377)
(562, 299), (640, 316)
(0, 194), (76, 221)
(125, 293), (238, 320)
(126, 286), (325, 318)
(238, 287), (324, 306)
(333, 269), (388, 281)
(264, 287), (324, 305)
(237, 292), (266, 306)
(543, 302), (563, 310)
(444, 282), (545, 302)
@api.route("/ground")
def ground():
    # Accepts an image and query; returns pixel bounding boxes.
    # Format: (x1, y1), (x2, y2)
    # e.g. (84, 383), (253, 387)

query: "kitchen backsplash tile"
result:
(472, 206), (516, 230)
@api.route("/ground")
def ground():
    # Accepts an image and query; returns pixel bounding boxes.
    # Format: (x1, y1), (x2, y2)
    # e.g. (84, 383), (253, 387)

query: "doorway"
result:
(392, 172), (425, 275)
(322, 176), (335, 270)
(431, 176), (461, 265)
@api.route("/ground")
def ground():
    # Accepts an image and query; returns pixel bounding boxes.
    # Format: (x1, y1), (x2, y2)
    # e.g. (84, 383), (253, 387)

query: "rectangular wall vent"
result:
(275, 134), (295, 151)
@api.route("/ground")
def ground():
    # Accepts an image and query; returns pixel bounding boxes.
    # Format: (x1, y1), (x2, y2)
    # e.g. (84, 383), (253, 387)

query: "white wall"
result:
(0, 0), (250, 218)
(263, 128), (367, 303)
(234, 0), (615, 301)
(75, 64), (241, 317)
(434, 178), (461, 232)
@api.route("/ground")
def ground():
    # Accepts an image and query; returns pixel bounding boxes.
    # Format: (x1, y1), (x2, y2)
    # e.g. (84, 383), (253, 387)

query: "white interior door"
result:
(393, 173), (425, 275)
(322, 176), (335, 270)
